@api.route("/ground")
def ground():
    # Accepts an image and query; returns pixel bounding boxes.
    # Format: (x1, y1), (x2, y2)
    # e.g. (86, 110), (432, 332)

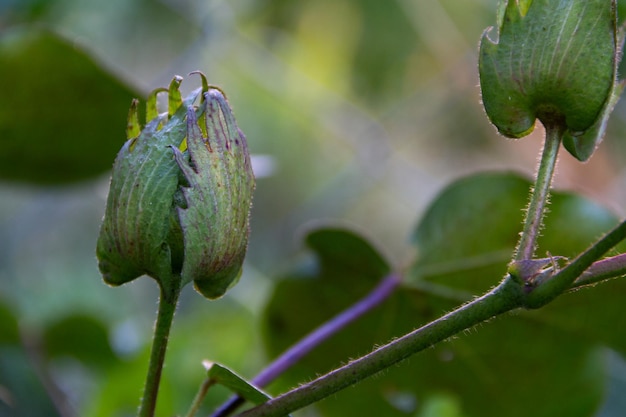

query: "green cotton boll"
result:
(479, 0), (623, 161)
(96, 74), (255, 299)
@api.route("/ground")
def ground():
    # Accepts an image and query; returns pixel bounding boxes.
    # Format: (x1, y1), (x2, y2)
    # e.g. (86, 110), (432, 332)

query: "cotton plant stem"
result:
(138, 282), (181, 417)
(237, 278), (524, 417)
(235, 218), (626, 417)
(210, 273), (402, 417)
(514, 123), (563, 261)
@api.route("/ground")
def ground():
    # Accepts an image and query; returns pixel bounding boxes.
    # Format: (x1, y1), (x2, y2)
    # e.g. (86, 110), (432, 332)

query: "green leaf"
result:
(263, 173), (626, 417)
(410, 172), (527, 294)
(206, 362), (271, 406)
(0, 300), (19, 346)
(84, 348), (176, 417)
(409, 172), (622, 293)
(0, 28), (139, 184)
(42, 314), (118, 369)
(0, 347), (60, 416)
(263, 226), (391, 374)
(410, 172), (626, 354)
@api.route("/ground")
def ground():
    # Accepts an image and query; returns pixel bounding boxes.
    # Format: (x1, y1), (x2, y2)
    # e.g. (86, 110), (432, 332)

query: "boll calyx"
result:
(479, 0), (624, 161)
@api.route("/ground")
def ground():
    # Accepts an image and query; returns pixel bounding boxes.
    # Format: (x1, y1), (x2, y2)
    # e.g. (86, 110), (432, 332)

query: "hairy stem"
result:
(573, 252), (626, 288)
(235, 217), (626, 417)
(515, 123), (563, 261)
(236, 278), (524, 417)
(211, 273), (402, 417)
(138, 282), (181, 417)
(228, 220), (626, 417)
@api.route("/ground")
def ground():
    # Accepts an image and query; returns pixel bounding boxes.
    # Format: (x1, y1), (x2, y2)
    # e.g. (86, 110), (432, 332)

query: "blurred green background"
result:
(3, 1), (626, 416)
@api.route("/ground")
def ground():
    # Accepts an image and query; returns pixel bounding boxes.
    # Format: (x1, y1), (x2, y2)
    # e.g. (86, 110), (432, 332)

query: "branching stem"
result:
(525, 218), (626, 308)
(231, 130), (626, 416)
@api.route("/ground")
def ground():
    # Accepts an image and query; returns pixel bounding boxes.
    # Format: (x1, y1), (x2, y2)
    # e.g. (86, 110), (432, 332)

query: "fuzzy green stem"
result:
(514, 123), (563, 261)
(138, 281), (181, 417)
(237, 278), (524, 417)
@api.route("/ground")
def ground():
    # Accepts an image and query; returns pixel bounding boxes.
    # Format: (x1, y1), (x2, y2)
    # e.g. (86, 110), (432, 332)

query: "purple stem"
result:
(209, 272), (402, 417)
(573, 252), (626, 287)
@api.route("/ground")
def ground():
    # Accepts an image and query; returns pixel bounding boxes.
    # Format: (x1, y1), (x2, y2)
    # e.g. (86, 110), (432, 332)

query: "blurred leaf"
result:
(86, 296), (258, 417)
(0, 347), (60, 417)
(348, 0), (419, 104)
(0, 303), (49, 415)
(0, 0), (54, 27)
(263, 172), (626, 417)
(410, 172), (622, 294)
(416, 392), (463, 417)
(42, 313), (118, 369)
(156, 295), (258, 414)
(84, 348), (175, 417)
(0, 28), (138, 184)
(251, 0), (418, 105)
(596, 349), (626, 416)
(263, 226), (391, 371)
(206, 362), (271, 406)
(0, 300), (19, 345)
(410, 170), (626, 353)
(410, 172), (527, 294)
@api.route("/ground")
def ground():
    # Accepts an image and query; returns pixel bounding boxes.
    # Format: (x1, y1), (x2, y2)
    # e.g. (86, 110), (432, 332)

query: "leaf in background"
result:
(0, 347), (60, 417)
(409, 172), (626, 354)
(42, 313), (118, 369)
(263, 226), (437, 416)
(0, 300), (19, 345)
(0, 0), (55, 26)
(263, 172), (626, 417)
(409, 172), (622, 294)
(410, 172), (528, 294)
(83, 348), (176, 417)
(0, 28), (139, 184)
(248, 0), (418, 105)
(0, 302), (68, 417)
(262, 226), (391, 377)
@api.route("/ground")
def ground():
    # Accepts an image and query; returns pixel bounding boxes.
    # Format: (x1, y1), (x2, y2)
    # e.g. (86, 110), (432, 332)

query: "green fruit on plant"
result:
(479, 0), (624, 161)
(96, 73), (255, 299)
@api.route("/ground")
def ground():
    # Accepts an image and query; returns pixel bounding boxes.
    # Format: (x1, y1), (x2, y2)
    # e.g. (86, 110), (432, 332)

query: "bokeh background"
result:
(3, 0), (626, 416)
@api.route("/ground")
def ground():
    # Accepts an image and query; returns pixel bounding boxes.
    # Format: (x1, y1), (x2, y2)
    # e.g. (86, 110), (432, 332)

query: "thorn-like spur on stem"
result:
(524, 219), (626, 309)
